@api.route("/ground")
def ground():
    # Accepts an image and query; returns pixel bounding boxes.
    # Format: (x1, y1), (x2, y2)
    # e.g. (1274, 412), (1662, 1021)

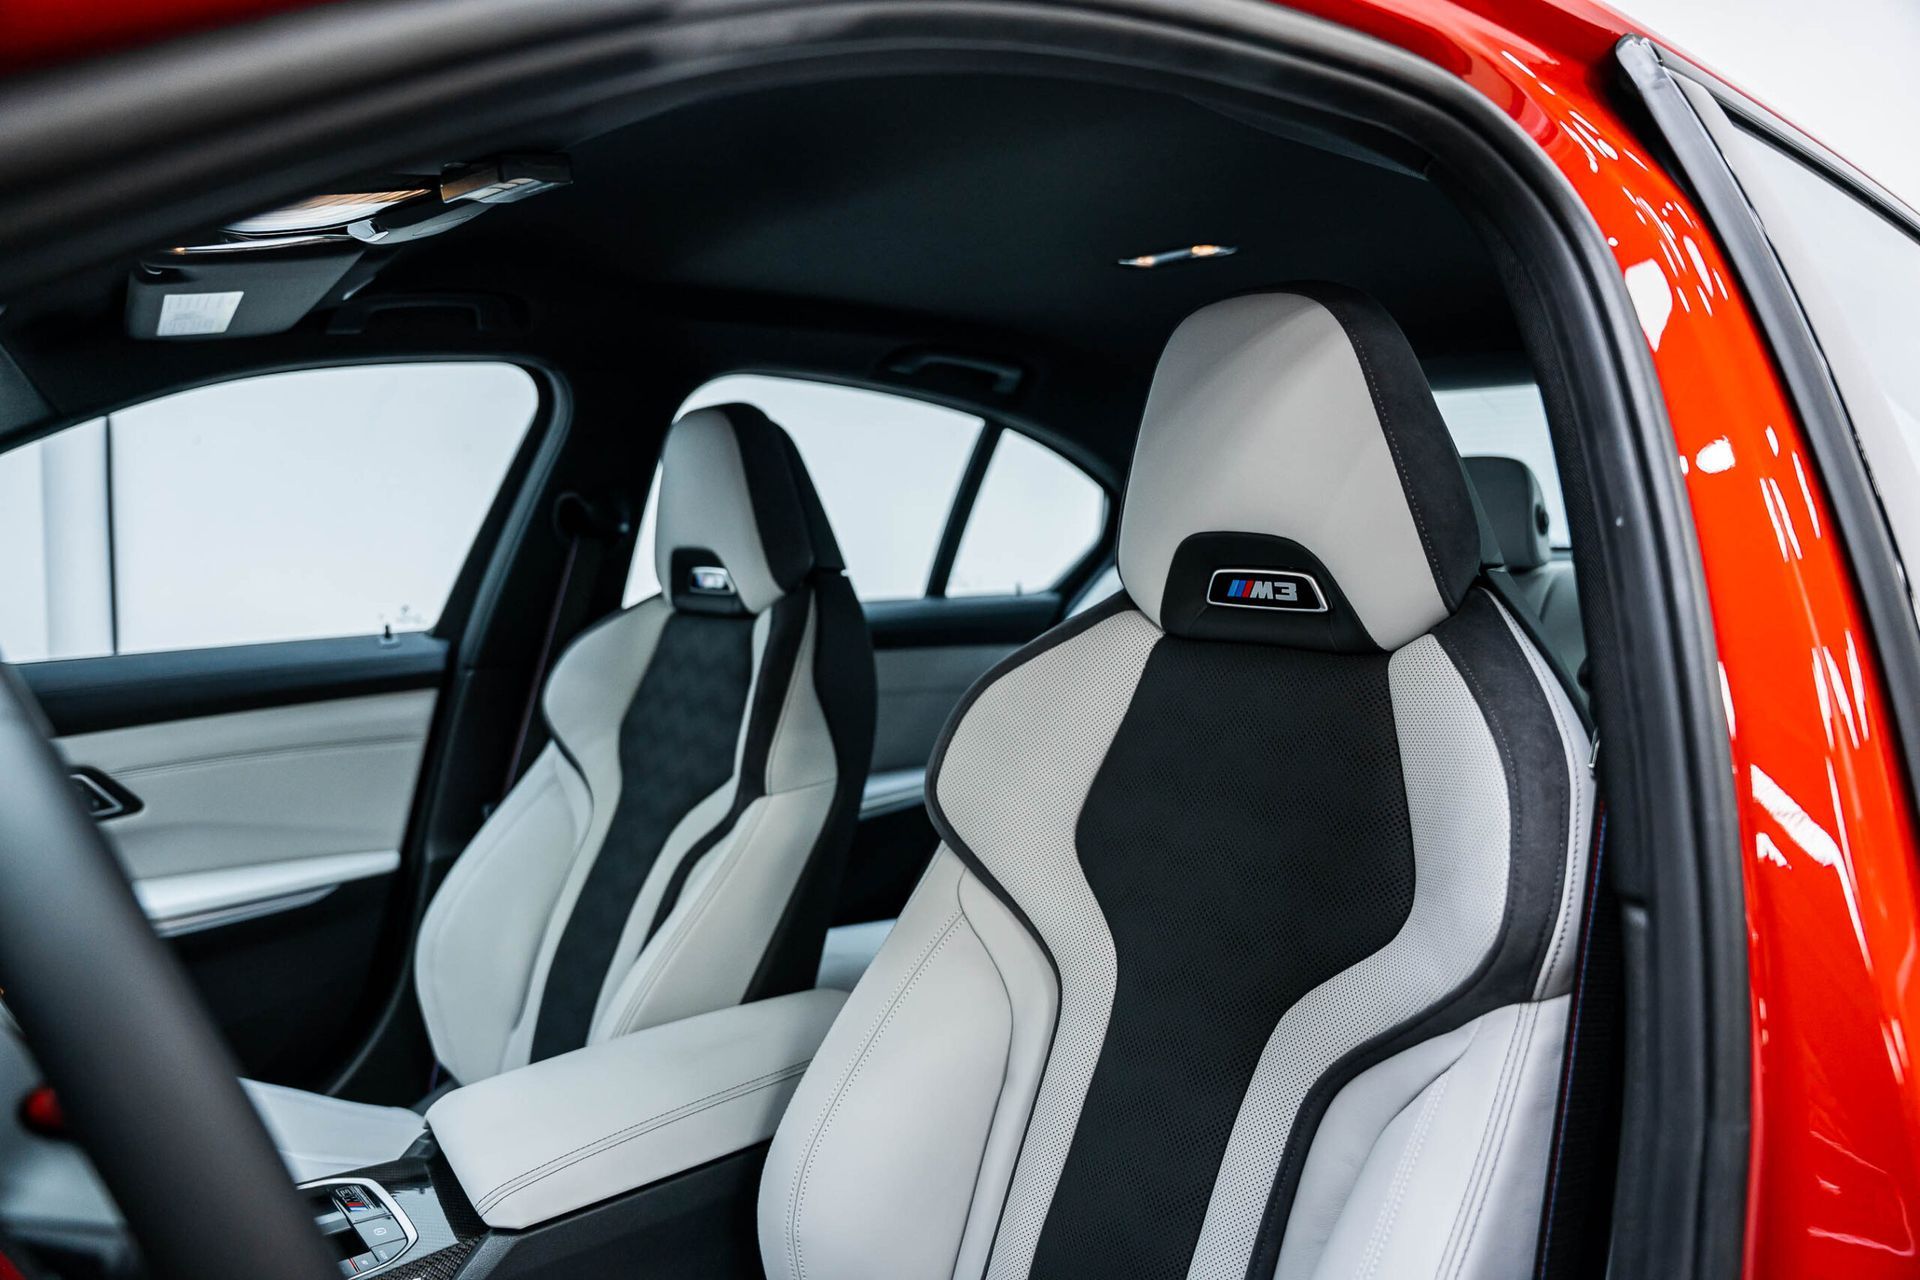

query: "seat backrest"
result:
(1465, 453), (1587, 683)
(760, 287), (1592, 1280)
(416, 404), (874, 1083)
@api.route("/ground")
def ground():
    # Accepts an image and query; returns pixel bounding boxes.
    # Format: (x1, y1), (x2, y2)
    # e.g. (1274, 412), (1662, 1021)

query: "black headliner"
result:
(443, 73), (1512, 362)
(0, 71), (1519, 475)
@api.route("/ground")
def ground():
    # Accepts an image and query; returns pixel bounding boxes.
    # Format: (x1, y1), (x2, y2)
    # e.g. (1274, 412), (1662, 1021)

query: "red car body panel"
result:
(4, 0), (1918, 1274)
(1287, 5), (1920, 1273)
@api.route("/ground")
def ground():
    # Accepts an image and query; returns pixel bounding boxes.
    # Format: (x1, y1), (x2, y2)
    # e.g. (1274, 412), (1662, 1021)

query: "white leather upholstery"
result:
(432, 990), (845, 1229)
(655, 406), (799, 614)
(62, 689), (432, 882)
(1465, 454), (1588, 682)
(1275, 997), (1571, 1280)
(242, 1081), (424, 1185)
(761, 851), (1056, 1280)
(248, 405), (872, 1182)
(814, 919), (893, 991)
(758, 290), (1592, 1280)
(1121, 292), (1456, 649)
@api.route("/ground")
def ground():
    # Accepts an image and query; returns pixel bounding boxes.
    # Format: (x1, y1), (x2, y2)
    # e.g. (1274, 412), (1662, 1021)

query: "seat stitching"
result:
(421, 758), (578, 1072)
(1446, 1003), (1542, 1278)
(1355, 1073), (1450, 1280)
(1437, 1002), (1539, 1277)
(472, 1060), (810, 1211)
(1434, 1004), (1528, 1271)
(607, 796), (778, 1035)
(786, 906), (966, 1280)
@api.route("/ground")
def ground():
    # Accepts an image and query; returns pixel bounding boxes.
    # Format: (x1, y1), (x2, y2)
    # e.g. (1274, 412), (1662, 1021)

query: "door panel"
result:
(24, 631), (447, 734)
(22, 641), (446, 1083)
(871, 644), (1016, 773)
(57, 688), (434, 883)
(835, 595), (1060, 933)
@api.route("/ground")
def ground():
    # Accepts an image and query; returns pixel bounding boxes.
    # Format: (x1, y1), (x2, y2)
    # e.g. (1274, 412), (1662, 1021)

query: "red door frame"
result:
(1272, 1), (1920, 1274)
(1, 0), (1917, 1273)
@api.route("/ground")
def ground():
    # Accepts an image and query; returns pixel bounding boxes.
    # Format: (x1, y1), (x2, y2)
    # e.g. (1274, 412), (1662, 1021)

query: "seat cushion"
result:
(242, 1079), (423, 1183)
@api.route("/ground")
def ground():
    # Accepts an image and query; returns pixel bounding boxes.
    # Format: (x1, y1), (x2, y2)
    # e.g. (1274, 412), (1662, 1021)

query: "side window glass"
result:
(947, 430), (1106, 596)
(0, 363), (537, 662)
(1433, 383), (1569, 548)
(1715, 122), (1920, 582)
(624, 375), (981, 604)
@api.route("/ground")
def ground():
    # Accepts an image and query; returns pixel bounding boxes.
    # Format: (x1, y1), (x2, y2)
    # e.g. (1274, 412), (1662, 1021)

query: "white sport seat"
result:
(1465, 453), (1587, 684)
(251, 403), (875, 1181)
(758, 287), (1594, 1279)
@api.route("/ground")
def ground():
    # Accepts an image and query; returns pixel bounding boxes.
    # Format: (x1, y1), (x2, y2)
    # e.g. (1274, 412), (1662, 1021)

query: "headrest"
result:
(1463, 455), (1551, 571)
(1117, 286), (1482, 652)
(654, 403), (843, 615)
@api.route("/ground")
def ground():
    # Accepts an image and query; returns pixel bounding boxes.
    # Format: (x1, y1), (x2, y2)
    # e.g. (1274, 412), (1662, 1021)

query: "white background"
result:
(1612, 0), (1920, 209)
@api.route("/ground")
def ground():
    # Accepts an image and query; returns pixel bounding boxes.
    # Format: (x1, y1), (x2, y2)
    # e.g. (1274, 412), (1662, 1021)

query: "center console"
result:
(305, 1179), (422, 1276)
(301, 1154), (487, 1278)
(299, 990), (846, 1280)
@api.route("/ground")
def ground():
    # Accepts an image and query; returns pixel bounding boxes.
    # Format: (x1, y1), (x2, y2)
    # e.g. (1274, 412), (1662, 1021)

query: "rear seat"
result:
(1464, 454), (1586, 683)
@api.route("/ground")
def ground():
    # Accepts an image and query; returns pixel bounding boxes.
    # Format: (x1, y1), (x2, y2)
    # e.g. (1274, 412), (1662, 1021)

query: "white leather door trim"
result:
(59, 689), (434, 881)
(135, 848), (399, 935)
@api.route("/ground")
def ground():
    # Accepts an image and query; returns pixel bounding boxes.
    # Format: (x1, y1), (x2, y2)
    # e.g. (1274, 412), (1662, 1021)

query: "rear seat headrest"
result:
(1117, 285), (1482, 652)
(654, 403), (843, 615)
(1463, 455), (1551, 571)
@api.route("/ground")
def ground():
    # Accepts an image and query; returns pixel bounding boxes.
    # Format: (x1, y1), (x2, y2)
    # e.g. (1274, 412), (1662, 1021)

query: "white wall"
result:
(0, 364), (535, 663)
(1611, 0), (1920, 210)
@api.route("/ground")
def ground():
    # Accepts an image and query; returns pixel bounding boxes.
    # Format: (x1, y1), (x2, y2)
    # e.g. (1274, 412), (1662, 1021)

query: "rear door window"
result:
(623, 374), (1107, 605)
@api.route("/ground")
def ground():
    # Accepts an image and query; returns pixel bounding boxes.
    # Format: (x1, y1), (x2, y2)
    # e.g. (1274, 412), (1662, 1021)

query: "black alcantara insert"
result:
(1028, 634), (1416, 1278)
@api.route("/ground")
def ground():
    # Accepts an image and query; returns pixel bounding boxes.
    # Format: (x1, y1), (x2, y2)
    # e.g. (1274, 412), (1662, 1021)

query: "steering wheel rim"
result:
(0, 665), (335, 1280)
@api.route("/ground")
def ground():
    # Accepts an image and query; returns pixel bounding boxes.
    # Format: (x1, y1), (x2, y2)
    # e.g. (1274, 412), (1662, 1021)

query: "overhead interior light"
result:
(1116, 243), (1239, 269)
(225, 189), (432, 236)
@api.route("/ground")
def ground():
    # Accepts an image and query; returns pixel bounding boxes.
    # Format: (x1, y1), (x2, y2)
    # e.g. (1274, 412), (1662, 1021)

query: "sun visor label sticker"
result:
(156, 291), (244, 337)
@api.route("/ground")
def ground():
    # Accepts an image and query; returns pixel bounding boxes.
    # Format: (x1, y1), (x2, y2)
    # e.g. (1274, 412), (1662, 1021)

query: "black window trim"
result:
(925, 418), (1001, 596)
(670, 367), (1117, 605)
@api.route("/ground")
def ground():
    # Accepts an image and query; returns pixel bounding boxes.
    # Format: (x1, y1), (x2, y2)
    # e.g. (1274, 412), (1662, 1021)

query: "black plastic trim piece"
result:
(925, 420), (1001, 597)
(862, 593), (1060, 649)
(456, 1145), (769, 1280)
(21, 631), (448, 736)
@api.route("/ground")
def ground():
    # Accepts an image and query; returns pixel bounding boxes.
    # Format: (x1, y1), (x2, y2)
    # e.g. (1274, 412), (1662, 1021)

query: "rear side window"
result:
(947, 430), (1105, 596)
(0, 362), (536, 662)
(623, 374), (1106, 604)
(1434, 383), (1569, 549)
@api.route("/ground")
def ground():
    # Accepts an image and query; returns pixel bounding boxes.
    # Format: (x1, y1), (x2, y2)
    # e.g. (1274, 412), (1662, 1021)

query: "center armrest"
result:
(427, 989), (846, 1230)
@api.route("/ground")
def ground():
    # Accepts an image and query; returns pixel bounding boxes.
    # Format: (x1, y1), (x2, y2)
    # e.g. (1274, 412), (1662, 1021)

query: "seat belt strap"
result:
(498, 528), (583, 797)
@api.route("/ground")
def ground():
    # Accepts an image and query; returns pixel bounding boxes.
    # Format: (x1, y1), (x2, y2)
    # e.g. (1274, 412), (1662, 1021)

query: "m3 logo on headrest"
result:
(688, 565), (735, 596)
(1207, 568), (1327, 613)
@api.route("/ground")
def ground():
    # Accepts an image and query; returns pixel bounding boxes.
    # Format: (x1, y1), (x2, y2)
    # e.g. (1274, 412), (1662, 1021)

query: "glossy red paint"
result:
(2, 0), (1917, 1274)
(1274, 1), (1920, 1273)
(0, 0), (330, 71)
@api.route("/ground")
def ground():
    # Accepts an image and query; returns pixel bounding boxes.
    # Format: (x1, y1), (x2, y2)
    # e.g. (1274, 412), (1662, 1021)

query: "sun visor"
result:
(126, 244), (362, 340)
